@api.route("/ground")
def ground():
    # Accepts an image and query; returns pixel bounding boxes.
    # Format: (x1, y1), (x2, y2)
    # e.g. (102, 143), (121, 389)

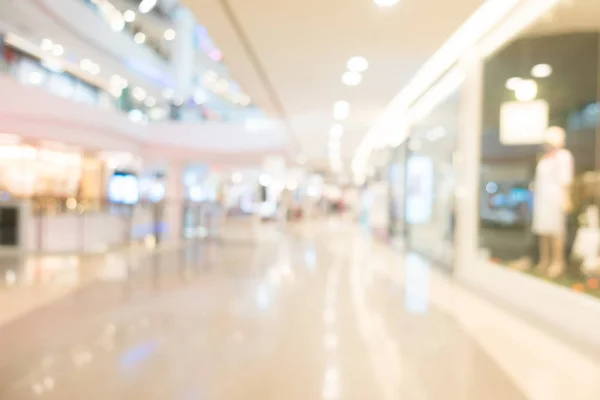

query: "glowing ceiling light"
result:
(144, 96), (156, 107)
(88, 62), (100, 75)
(163, 29), (176, 41)
(109, 75), (128, 89)
(505, 77), (522, 91)
(40, 38), (53, 51)
(514, 79), (537, 101)
(333, 101), (350, 121)
(132, 87), (146, 101)
(110, 18), (125, 32)
(51, 44), (64, 56)
(374, 0), (401, 7)
(138, 0), (157, 14)
(342, 71), (362, 86)
(347, 56), (369, 72)
(329, 123), (344, 139)
(134, 32), (146, 44)
(531, 63), (552, 78)
(123, 10), (136, 22)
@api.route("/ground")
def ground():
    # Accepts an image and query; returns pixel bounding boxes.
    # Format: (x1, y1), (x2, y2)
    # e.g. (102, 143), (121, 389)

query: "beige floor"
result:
(0, 219), (594, 399)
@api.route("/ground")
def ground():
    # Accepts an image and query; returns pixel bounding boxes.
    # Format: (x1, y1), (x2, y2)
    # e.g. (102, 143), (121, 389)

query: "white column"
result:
(164, 162), (184, 244)
(454, 53), (484, 276)
(172, 7), (196, 101)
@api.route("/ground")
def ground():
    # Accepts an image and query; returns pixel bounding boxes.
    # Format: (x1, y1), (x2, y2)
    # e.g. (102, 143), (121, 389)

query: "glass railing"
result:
(80, 0), (171, 62)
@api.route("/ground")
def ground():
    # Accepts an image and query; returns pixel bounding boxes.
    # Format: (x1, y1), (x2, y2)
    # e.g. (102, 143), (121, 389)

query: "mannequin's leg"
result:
(548, 235), (566, 278)
(536, 235), (550, 273)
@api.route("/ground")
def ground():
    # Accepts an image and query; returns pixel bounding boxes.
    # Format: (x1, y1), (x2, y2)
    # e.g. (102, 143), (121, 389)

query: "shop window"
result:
(479, 1), (600, 298)
(406, 93), (460, 266)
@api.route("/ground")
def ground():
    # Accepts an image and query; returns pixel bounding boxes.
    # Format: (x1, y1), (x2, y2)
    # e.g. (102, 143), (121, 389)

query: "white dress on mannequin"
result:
(532, 149), (574, 236)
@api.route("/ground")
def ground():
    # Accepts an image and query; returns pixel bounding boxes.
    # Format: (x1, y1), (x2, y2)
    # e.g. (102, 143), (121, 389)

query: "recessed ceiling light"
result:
(374, 0), (400, 7)
(134, 32), (146, 44)
(342, 71), (362, 86)
(531, 63), (552, 78)
(330, 123), (344, 139)
(123, 10), (136, 22)
(347, 56), (368, 72)
(333, 101), (350, 121)
(164, 29), (176, 41)
(505, 77), (522, 91)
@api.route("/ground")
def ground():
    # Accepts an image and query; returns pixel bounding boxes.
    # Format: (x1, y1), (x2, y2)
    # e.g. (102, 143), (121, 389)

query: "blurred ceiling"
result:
(182, 0), (483, 164)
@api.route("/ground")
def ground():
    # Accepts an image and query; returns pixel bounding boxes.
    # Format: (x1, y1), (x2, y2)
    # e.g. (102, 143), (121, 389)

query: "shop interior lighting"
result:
(347, 56), (369, 72)
(333, 101), (350, 121)
(374, 0), (401, 7)
(164, 29), (177, 41)
(514, 79), (537, 101)
(505, 77), (522, 90)
(138, 0), (157, 14)
(134, 32), (146, 44)
(353, 0), (526, 176)
(330, 123), (344, 139)
(123, 10), (136, 22)
(531, 63), (552, 78)
(342, 71), (362, 86)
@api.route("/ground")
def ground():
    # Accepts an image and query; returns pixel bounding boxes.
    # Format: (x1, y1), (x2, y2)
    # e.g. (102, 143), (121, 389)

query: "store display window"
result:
(388, 143), (408, 238)
(479, 0), (600, 297)
(406, 92), (460, 265)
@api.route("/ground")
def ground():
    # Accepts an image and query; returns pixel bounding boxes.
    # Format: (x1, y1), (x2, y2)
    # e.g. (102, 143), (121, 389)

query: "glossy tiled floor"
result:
(0, 219), (595, 399)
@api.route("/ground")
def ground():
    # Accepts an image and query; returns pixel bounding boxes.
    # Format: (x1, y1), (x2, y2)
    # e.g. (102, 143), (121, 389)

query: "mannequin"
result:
(532, 126), (574, 278)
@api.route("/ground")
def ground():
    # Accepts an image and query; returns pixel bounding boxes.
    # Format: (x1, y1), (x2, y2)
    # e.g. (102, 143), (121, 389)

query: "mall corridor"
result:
(0, 219), (595, 400)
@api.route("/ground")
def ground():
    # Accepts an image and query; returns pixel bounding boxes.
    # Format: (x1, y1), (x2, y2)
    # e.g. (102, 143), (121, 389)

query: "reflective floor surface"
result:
(0, 219), (597, 399)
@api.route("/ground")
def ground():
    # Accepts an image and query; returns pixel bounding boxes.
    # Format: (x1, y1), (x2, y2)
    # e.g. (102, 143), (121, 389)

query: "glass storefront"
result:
(479, 0), (600, 297)
(406, 92), (460, 265)
(388, 143), (408, 239)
